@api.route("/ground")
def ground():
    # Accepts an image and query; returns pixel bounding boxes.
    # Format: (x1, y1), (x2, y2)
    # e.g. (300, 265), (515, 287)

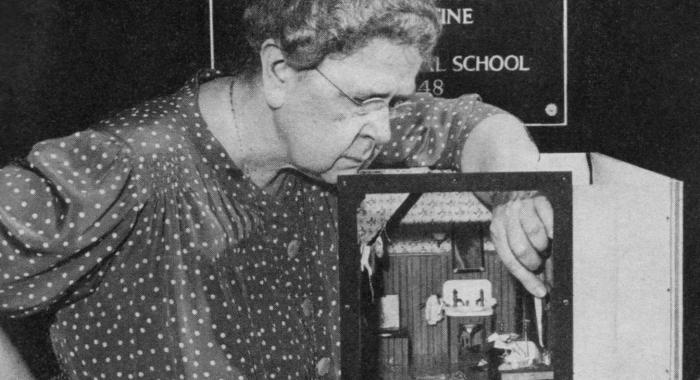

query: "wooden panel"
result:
(380, 335), (410, 366)
(384, 253), (450, 363)
(383, 240), (519, 367)
(588, 154), (682, 380)
(537, 152), (683, 379)
(487, 250), (518, 334)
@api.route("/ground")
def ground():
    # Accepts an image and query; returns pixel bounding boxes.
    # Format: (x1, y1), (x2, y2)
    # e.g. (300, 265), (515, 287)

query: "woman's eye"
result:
(389, 97), (409, 108)
(359, 97), (385, 105)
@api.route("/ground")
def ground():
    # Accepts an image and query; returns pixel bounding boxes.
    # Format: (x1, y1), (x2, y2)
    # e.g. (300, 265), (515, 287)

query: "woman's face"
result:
(274, 38), (422, 184)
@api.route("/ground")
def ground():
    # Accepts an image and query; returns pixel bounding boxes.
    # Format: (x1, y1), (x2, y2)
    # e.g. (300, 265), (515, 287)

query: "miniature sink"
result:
(442, 279), (497, 317)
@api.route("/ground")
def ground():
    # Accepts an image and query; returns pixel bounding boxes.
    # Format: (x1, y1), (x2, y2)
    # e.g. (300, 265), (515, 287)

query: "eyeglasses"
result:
(314, 67), (389, 116)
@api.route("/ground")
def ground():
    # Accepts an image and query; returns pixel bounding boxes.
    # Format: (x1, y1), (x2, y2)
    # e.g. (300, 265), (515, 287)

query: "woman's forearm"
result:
(0, 325), (34, 380)
(460, 113), (540, 206)
(460, 113), (539, 175)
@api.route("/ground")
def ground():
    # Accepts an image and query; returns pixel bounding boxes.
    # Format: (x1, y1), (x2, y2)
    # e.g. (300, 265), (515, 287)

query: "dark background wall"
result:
(1, 0), (698, 378)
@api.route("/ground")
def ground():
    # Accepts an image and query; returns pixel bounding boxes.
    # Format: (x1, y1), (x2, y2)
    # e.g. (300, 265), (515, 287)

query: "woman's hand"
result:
(459, 113), (554, 297)
(489, 191), (553, 297)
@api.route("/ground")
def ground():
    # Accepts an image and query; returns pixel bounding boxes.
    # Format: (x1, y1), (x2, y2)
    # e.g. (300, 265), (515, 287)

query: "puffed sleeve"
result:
(0, 130), (143, 317)
(374, 92), (507, 170)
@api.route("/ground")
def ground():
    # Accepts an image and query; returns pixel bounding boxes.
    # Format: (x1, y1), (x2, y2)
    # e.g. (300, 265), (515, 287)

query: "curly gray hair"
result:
(241, 0), (441, 73)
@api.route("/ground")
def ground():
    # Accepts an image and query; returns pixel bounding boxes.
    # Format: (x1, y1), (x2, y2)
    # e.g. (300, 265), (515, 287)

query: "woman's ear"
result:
(260, 39), (296, 109)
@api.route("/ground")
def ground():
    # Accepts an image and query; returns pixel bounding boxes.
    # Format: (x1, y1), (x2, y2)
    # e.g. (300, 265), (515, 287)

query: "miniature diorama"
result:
(338, 153), (683, 379)
(337, 171), (572, 380)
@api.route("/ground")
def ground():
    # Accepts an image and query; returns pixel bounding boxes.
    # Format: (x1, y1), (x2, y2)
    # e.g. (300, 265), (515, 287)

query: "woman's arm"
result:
(0, 326), (34, 379)
(460, 113), (553, 298)
(379, 94), (552, 297)
(459, 113), (539, 173)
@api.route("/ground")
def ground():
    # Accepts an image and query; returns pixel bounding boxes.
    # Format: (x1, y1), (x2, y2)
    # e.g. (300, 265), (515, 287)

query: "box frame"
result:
(337, 172), (573, 379)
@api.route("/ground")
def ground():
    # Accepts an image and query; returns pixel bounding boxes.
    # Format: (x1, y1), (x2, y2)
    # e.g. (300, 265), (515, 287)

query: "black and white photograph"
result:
(0, 0), (697, 379)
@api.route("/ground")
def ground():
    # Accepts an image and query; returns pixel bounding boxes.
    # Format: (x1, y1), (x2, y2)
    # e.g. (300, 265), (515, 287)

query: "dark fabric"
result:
(0, 69), (503, 379)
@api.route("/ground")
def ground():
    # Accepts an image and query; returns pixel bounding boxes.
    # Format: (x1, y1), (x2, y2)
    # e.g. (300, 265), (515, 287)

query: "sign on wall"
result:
(417, 0), (568, 126)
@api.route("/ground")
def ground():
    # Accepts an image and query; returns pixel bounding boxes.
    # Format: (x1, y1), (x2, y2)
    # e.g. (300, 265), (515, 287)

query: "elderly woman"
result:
(0, 0), (551, 379)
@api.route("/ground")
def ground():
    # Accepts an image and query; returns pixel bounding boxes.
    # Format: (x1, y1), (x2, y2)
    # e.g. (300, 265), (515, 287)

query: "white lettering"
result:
(452, 55), (531, 72)
(417, 80), (445, 96)
(490, 55), (504, 71)
(504, 55), (519, 71)
(475, 55), (489, 71)
(438, 8), (474, 25)
(426, 57), (448, 73)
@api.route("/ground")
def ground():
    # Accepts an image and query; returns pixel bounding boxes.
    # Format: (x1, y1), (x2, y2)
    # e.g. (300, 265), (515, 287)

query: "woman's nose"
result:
(360, 107), (391, 144)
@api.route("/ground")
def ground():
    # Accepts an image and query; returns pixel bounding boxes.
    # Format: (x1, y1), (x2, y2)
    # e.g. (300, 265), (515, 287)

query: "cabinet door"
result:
(571, 154), (683, 379)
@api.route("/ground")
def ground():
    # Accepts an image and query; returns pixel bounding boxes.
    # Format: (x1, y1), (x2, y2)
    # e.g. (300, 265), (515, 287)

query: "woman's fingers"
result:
(491, 212), (547, 298)
(490, 193), (554, 298)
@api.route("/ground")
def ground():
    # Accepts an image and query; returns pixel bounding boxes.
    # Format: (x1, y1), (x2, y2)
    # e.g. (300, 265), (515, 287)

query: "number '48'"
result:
(418, 79), (444, 96)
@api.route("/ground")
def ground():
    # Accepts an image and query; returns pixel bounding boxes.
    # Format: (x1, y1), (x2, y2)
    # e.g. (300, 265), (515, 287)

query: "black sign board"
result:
(418, 0), (567, 126)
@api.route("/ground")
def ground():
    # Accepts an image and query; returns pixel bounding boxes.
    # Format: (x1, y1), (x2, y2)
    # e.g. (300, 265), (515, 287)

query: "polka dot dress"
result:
(378, 92), (505, 170)
(0, 70), (503, 379)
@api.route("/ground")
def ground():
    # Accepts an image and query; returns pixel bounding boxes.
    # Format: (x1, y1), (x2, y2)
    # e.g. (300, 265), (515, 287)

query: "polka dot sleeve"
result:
(0, 130), (142, 317)
(376, 92), (507, 170)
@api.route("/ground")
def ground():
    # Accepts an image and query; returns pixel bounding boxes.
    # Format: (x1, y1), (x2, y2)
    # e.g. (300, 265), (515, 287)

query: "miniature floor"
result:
(380, 366), (491, 380)
(380, 356), (493, 380)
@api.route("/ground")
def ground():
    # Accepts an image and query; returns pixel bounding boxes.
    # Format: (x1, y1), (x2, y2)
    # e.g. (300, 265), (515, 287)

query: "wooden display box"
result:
(337, 153), (682, 379)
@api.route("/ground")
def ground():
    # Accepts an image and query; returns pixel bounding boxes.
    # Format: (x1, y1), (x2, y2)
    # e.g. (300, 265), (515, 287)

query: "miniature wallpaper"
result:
(357, 192), (492, 252)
